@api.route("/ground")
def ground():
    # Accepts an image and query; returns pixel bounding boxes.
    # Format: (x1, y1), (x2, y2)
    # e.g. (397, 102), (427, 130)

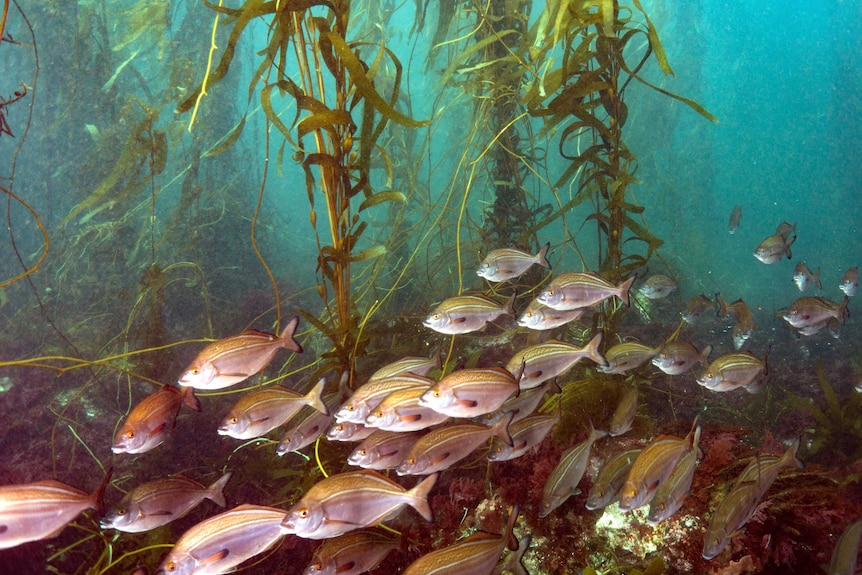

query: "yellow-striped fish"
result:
(597, 341), (659, 375)
(365, 385), (450, 432)
(305, 529), (399, 575)
(540, 426), (608, 517)
(367, 355), (440, 382)
(537, 271), (635, 311)
(506, 333), (606, 389)
(516, 299), (586, 330)
(335, 374), (435, 424)
(218, 378), (328, 440)
(697, 350), (768, 392)
(585, 448), (641, 511)
(419, 367), (519, 418)
(477, 242), (552, 282)
(423, 293), (515, 334)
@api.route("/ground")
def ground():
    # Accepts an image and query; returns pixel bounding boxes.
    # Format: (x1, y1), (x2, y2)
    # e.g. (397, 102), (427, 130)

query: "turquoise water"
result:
(1, 1), (861, 573)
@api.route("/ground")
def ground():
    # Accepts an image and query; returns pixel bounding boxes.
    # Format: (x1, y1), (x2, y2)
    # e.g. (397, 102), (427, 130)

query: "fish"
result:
(364, 385), (450, 432)
(715, 294), (756, 350)
(646, 429), (702, 524)
(418, 367), (519, 418)
(597, 341), (659, 375)
(728, 205), (742, 234)
(396, 414), (513, 476)
(280, 470), (437, 539)
(178, 315), (303, 390)
(422, 293), (515, 335)
(335, 374), (435, 424)
(619, 422), (700, 512)
(275, 396), (338, 456)
(401, 505), (523, 575)
(367, 355), (440, 382)
(348, 430), (422, 470)
(487, 413), (558, 462)
(753, 234), (794, 264)
(682, 294), (716, 324)
(540, 426), (608, 517)
(840, 266), (858, 297)
(101, 472), (231, 533)
(325, 421), (376, 442)
(0, 472), (110, 550)
(828, 518), (862, 575)
(304, 529), (399, 575)
(732, 438), (803, 499)
(701, 479), (761, 560)
(516, 299), (586, 330)
(476, 242), (552, 282)
(155, 504), (287, 575)
(775, 221), (797, 242)
(218, 378), (328, 440)
(792, 261), (821, 292)
(638, 274), (677, 300)
(505, 332), (606, 390)
(536, 272), (635, 310)
(652, 342), (712, 376)
(696, 350), (768, 393)
(585, 448), (641, 511)
(112, 385), (201, 454)
(608, 385), (638, 436)
(490, 380), (558, 424)
(783, 296), (849, 329)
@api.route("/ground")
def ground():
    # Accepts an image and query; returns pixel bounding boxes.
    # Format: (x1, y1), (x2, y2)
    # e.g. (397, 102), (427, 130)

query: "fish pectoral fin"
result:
(151, 422), (168, 435)
(452, 317), (467, 324)
(457, 398), (478, 408)
(398, 414), (422, 422)
(430, 452), (451, 466)
(199, 548), (230, 567)
(250, 416), (272, 425)
(143, 509), (174, 517)
(217, 371), (250, 378)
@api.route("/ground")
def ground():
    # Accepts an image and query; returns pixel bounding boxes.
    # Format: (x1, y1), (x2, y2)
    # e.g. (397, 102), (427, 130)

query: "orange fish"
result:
(113, 385), (201, 454)
(178, 316), (303, 390)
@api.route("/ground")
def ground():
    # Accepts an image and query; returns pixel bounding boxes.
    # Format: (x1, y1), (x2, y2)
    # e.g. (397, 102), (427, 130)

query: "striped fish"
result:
(280, 471), (437, 539)
(597, 341), (659, 375)
(647, 429), (702, 524)
(155, 504), (287, 575)
(829, 518), (862, 575)
(348, 430), (422, 470)
(423, 293), (516, 335)
(112, 384), (201, 454)
(365, 385), (450, 432)
(517, 299), (586, 330)
(335, 374), (435, 424)
(368, 355), (440, 382)
(476, 242), (552, 282)
(537, 271), (634, 311)
(419, 367), (518, 418)
(585, 448), (641, 511)
(304, 529), (399, 575)
(540, 426), (608, 517)
(178, 315), (303, 390)
(487, 413), (558, 462)
(697, 351), (768, 392)
(506, 333), (606, 390)
(218, 378), (328, 440)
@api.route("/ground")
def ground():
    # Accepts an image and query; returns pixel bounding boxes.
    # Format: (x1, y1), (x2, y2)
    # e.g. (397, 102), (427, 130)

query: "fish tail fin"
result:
(492, 411), (515, 447)
(715, 293), (728, 318)
(785, 234), (796, 259)
(207, 471), (232, 507)
(584, 331), (607, 367)
(503, 291), (517, 316)
(618, 275), (636, 307)
(91, 466), (114, 516)
(408, 473), (438, 521)
(181, 385), (202, 412)
(305, 377), (329, 415)
(700, 344), (713, 366)
(280, 315), (304, 353)
(838, 296), (850, 323)
(536, 242), (552, 270)
(494, 533), (531, 575)
(814, 267), (822, 290)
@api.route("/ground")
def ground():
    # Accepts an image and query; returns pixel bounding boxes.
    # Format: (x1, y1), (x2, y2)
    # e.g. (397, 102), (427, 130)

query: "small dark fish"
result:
(775, 221), (797, 242)
(280, 471), (437, 539)
(840, 266), (858, 297)
(728, 205), (742, 234)
(793, 261), (821, 292)
(477, 242), (552, 282)
(178, 316), (303, 390)
(101, 473), (231, 533)
(682, 294), (716, 324)
(112, 385), (201, 454)
(155, 504), (287, 575)
(608, 385), (638, 436)
(716, 295), (756, 350)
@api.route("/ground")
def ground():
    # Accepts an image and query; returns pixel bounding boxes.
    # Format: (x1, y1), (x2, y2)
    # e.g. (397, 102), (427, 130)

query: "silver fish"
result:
(218, 378), (328, 440)
(540, 426), (608, 517)
(276, 395), (338, 456)
(280, 470), (437, 539)
(732, 438), (803, 499)
(423, 293), (515, 335)
(829, 518), (862, 575)
(597, 341), (659, 375)
(0, 476), (108, 550)
(418, 367), (519, 418)
(682, 294), (716, 324)
(396, 414), (513, 475)
(348, 430), (422, 470)
(638, 274), (677, 300)
(364, 385), (449, 432)
(325, 420), (376, 442)
(585, 448), (641, 511)
(652, 342), (712, 376)
(696, 350), (768, 393)
(476, 242), (552, 282)
(112, 385), (201, 455)
(702, 480), (761, 560)
(792, 261), (821, 292)
(516, 299), (586, 330)
(178, 315), (303, 390)
(487, 413), (558, 462)
(304, 529), (399, 575)
(608, 385), (638, 437)
(840, 266), (858, 297)
(783, 296), (849, 329)
(335, 374), (435, 424)
(155, 504), (287, 575)
(753, 234), (794, 264)
(646, 430), (702, 524)
(537, 272), (635, 311)
(101, 473), (231, 533)
(368, 355), (440, 382)
(505, 333), (606, 390)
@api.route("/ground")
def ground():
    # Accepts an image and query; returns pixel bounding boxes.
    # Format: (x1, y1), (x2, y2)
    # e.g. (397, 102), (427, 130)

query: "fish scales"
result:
(219, 378), (328, 440)
(304, 529), (399, 575)
(423, 293), (515, 335)
(477, 242), (551, 282)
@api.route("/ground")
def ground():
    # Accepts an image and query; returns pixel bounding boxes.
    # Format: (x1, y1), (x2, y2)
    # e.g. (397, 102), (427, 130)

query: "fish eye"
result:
(116, 507), (126, 516)
(357, 449), (367, 456)
(165, 562), (177, 573)
(346, 405), (354, 412)
(190, 367), (199, 375)
(432, 390), (440, 397)
(299, 508), (309, 518)
(373, 410), (382, 418)
(230, 417), (237, 424)
(125, 430), (135, 439)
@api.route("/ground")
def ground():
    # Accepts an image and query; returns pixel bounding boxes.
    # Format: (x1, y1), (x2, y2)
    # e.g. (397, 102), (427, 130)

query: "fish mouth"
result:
(216, 426), (230, 435)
